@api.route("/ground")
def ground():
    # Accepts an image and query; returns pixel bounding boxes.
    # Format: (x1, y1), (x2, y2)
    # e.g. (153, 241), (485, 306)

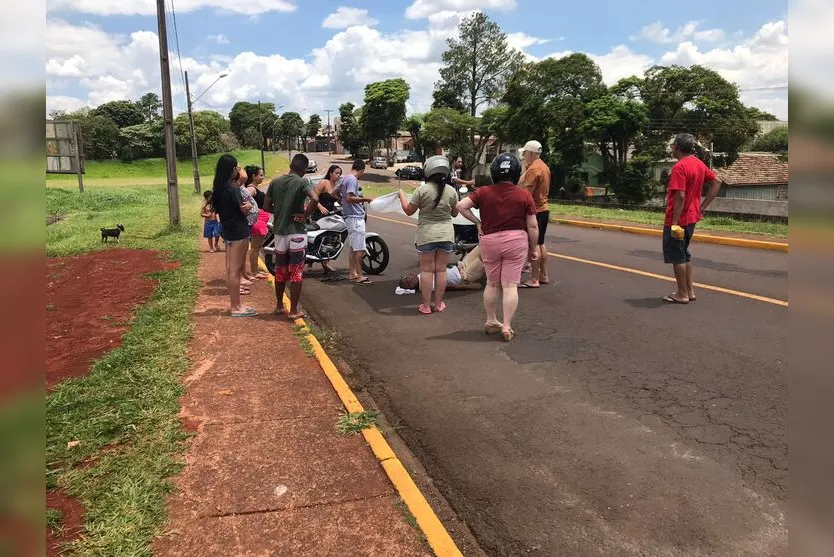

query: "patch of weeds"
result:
(309, 325), (343, 352)
(335, 410), (379, 435)
(46, 507), (63, 530)
(47, 304), (56, 312)
(293, 324), (314, 357)
(395, 498), (428, 545)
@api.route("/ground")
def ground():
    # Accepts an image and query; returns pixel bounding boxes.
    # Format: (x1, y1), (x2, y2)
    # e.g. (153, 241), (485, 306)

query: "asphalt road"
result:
(299, 153), (787, 556)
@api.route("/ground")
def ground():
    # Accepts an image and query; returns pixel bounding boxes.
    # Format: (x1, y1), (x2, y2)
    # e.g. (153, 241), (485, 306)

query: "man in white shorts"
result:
(340, 159), (374, 284)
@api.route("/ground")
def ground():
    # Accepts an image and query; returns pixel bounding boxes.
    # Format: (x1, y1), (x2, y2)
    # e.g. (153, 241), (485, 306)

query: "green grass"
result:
(335, 410), (380, 435)
(46, 508), (63, 530)
(45, 149), (290, 185)
(547, 202), (788, 238)
(46, 181), (203, 555)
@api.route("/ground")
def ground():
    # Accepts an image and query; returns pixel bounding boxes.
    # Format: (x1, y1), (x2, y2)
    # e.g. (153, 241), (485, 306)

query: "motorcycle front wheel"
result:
(262, 232), (276, 275)
(361, 236), (389, 275)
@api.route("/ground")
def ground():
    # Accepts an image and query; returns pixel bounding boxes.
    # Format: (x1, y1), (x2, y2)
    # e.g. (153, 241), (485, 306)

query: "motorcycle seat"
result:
(305, 222), (320, 232)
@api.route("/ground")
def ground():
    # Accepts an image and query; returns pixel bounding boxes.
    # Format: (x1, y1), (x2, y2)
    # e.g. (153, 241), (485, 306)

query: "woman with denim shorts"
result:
(398, 155), (459, 314)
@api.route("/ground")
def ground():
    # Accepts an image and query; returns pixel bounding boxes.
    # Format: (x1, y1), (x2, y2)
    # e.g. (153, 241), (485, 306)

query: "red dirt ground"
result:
(45, 248), (178, 390)
(46, 489), (86, 557)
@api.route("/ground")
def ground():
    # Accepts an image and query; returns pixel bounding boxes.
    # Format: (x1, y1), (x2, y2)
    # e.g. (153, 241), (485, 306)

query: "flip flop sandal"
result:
(519, 283), (539, 289)
(231, 308), (258, 317)
(287, 312), (305, 320)
(434, 301), (447, 313)
(501, 328), (515, 342)
(662, 295), (689, 304)
(418, 304), (432, 315)
(355, 278), (374, 285)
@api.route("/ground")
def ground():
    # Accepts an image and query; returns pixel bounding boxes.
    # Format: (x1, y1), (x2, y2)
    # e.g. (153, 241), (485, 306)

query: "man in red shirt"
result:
(663, 133), (722, 304)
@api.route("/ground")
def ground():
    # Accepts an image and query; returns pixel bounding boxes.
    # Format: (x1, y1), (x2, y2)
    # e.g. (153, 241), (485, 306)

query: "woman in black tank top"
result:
(313, 165), (343, 220)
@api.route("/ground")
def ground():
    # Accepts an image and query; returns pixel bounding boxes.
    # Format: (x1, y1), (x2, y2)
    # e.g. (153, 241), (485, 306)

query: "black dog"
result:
(101, 224), (125, 243)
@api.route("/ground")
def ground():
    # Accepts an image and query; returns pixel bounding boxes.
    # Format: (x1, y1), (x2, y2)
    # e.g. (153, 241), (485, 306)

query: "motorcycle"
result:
(452, 186), (479, 260)
(262, 205), (390, 276)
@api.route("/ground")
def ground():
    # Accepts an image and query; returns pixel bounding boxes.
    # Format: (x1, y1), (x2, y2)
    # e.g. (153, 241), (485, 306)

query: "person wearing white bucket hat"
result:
(518, 140), (551, 288)
(398, 155), (460, 314)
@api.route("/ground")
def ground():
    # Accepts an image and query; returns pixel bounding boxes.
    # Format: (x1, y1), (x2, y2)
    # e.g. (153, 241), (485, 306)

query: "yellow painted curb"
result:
(552, 218), (788, 252)
(261, 261), (463, 557)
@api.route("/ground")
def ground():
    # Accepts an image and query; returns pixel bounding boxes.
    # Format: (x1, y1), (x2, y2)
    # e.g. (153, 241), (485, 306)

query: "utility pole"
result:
(324, 108), (334, 154)
(156, 0), (180, 225)
(184, 71), (201, 194)
(258, 100), (266, 173)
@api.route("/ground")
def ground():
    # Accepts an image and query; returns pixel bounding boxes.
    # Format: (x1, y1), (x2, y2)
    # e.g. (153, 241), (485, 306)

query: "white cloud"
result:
(45, 0), (296, 16)
(659, 20), (788, 118)
(506, 32), (554, 51)
(47, 95), (89, 114)
(405, 0), (514, 19)
(322, 6), (378, 29)
(208, 34), (230, 45)
(631, 20), (724, 44)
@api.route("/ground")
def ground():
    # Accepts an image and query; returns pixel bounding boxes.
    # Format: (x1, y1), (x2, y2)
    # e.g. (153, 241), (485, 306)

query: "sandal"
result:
(418, 304), (432, 315)
(231, 307), (258, 317)
(501, 327), (515, 342)
(485, 322), (502, 335)
(662, 294), (689, 304)
(355, 277), (374, 285)
(239, 288), (251, 295)
(287, 311), (305, 320)
(254, 271), (269, 279)
(434, 301), (447, 313)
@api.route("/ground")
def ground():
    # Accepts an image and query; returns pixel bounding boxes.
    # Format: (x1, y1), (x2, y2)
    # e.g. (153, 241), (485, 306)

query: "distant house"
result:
(716, 152), (789, 201)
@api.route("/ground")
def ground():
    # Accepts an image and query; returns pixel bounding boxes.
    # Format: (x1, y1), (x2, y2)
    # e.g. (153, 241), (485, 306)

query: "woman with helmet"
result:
(398, 155), (459, 314)
(456, 153), (539, 341)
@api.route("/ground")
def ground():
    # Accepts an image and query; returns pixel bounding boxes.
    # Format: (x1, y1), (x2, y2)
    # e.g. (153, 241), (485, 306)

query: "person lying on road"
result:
(398, 246), (484, 293)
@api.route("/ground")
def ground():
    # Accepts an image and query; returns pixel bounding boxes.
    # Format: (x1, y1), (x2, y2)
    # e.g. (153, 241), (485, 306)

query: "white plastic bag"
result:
(368, 191), (403, 214)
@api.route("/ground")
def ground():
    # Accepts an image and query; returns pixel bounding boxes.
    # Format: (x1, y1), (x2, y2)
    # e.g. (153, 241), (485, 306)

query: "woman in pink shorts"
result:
(457, 153), (539, 342)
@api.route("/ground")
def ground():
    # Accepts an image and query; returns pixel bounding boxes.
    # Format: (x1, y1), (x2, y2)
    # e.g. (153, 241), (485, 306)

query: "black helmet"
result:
(490, 153), (522, 184)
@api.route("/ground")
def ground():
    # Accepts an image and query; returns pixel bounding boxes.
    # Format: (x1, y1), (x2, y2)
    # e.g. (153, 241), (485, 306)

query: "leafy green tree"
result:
(91, 100), (145, 128)
(337, 102), (363, 157)
(503, 53), (607, 186)
(229, 101), (275, 147)
(305, 114), (322, 143)
(746, 106), (778, 121)
(360, 78), (410, 160)
(431, 88), (466, 112)
(136, 92), (162, 124)
(630, 65), (759, 165)
(751, 126), (788, 153)
(279, 112), (304, 151)
(579, 91), (650, 202)
(422, 107), (506, 177)
(404, 114), (436, 162)
(78, 113), (121, 159)
(173, 110), (231, 157)
(118, 122), (164, 161)
(437, 12), (524, 117)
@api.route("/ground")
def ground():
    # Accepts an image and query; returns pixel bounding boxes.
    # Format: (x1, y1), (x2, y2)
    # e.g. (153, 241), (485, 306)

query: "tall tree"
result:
(136, 92), (162, 124)
(437, 12), (524, 117)
(631, 65), (759, 165)
(503, 53), (607, 186)
(229, 101), (275, 148)
(118, 121), (164, 161)
(431, 88), (466, 112)
(304, 114), (322, 150)
(279, 111), (304, 151)
(578, 90), (651, 202)
(91, 100), (145, 128)
(337, 102), (362, 157)
(360, 78), (410, 161)
(404, 114), (435, 162)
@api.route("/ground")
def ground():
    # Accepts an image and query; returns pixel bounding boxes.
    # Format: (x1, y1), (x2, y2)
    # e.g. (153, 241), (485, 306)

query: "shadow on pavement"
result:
(624, 297), (667, 309)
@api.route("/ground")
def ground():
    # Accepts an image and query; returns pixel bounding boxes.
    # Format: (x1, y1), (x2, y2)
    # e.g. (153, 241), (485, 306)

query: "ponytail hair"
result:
(427, 173), (447, 209)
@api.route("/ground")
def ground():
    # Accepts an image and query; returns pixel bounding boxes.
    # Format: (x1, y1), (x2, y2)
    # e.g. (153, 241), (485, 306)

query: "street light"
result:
(185, 71), (228, 193)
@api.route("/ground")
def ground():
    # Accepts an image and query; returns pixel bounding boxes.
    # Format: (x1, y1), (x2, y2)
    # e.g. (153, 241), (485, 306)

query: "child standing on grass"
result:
(201, 190), (221, 252)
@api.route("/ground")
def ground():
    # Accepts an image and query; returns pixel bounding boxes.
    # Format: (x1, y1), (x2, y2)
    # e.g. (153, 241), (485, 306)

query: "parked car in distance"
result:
(307, 159), (318, 173)
(395, 165), (424, 181)
(371, 156), (388, 169)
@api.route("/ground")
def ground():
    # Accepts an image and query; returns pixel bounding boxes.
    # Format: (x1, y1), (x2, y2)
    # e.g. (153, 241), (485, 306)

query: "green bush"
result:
(751, 127), (788, 153)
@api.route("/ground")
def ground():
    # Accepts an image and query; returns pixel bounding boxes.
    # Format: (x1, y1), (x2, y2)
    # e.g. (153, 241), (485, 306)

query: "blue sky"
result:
(45, 0), (789, 118)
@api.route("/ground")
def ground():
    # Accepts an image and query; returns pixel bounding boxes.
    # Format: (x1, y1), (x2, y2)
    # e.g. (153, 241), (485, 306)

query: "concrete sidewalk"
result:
(154, 248), (431, 556)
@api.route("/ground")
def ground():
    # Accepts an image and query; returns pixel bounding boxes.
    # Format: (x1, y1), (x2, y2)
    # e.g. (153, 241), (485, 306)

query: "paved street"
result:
(299, 153), (787, 556)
